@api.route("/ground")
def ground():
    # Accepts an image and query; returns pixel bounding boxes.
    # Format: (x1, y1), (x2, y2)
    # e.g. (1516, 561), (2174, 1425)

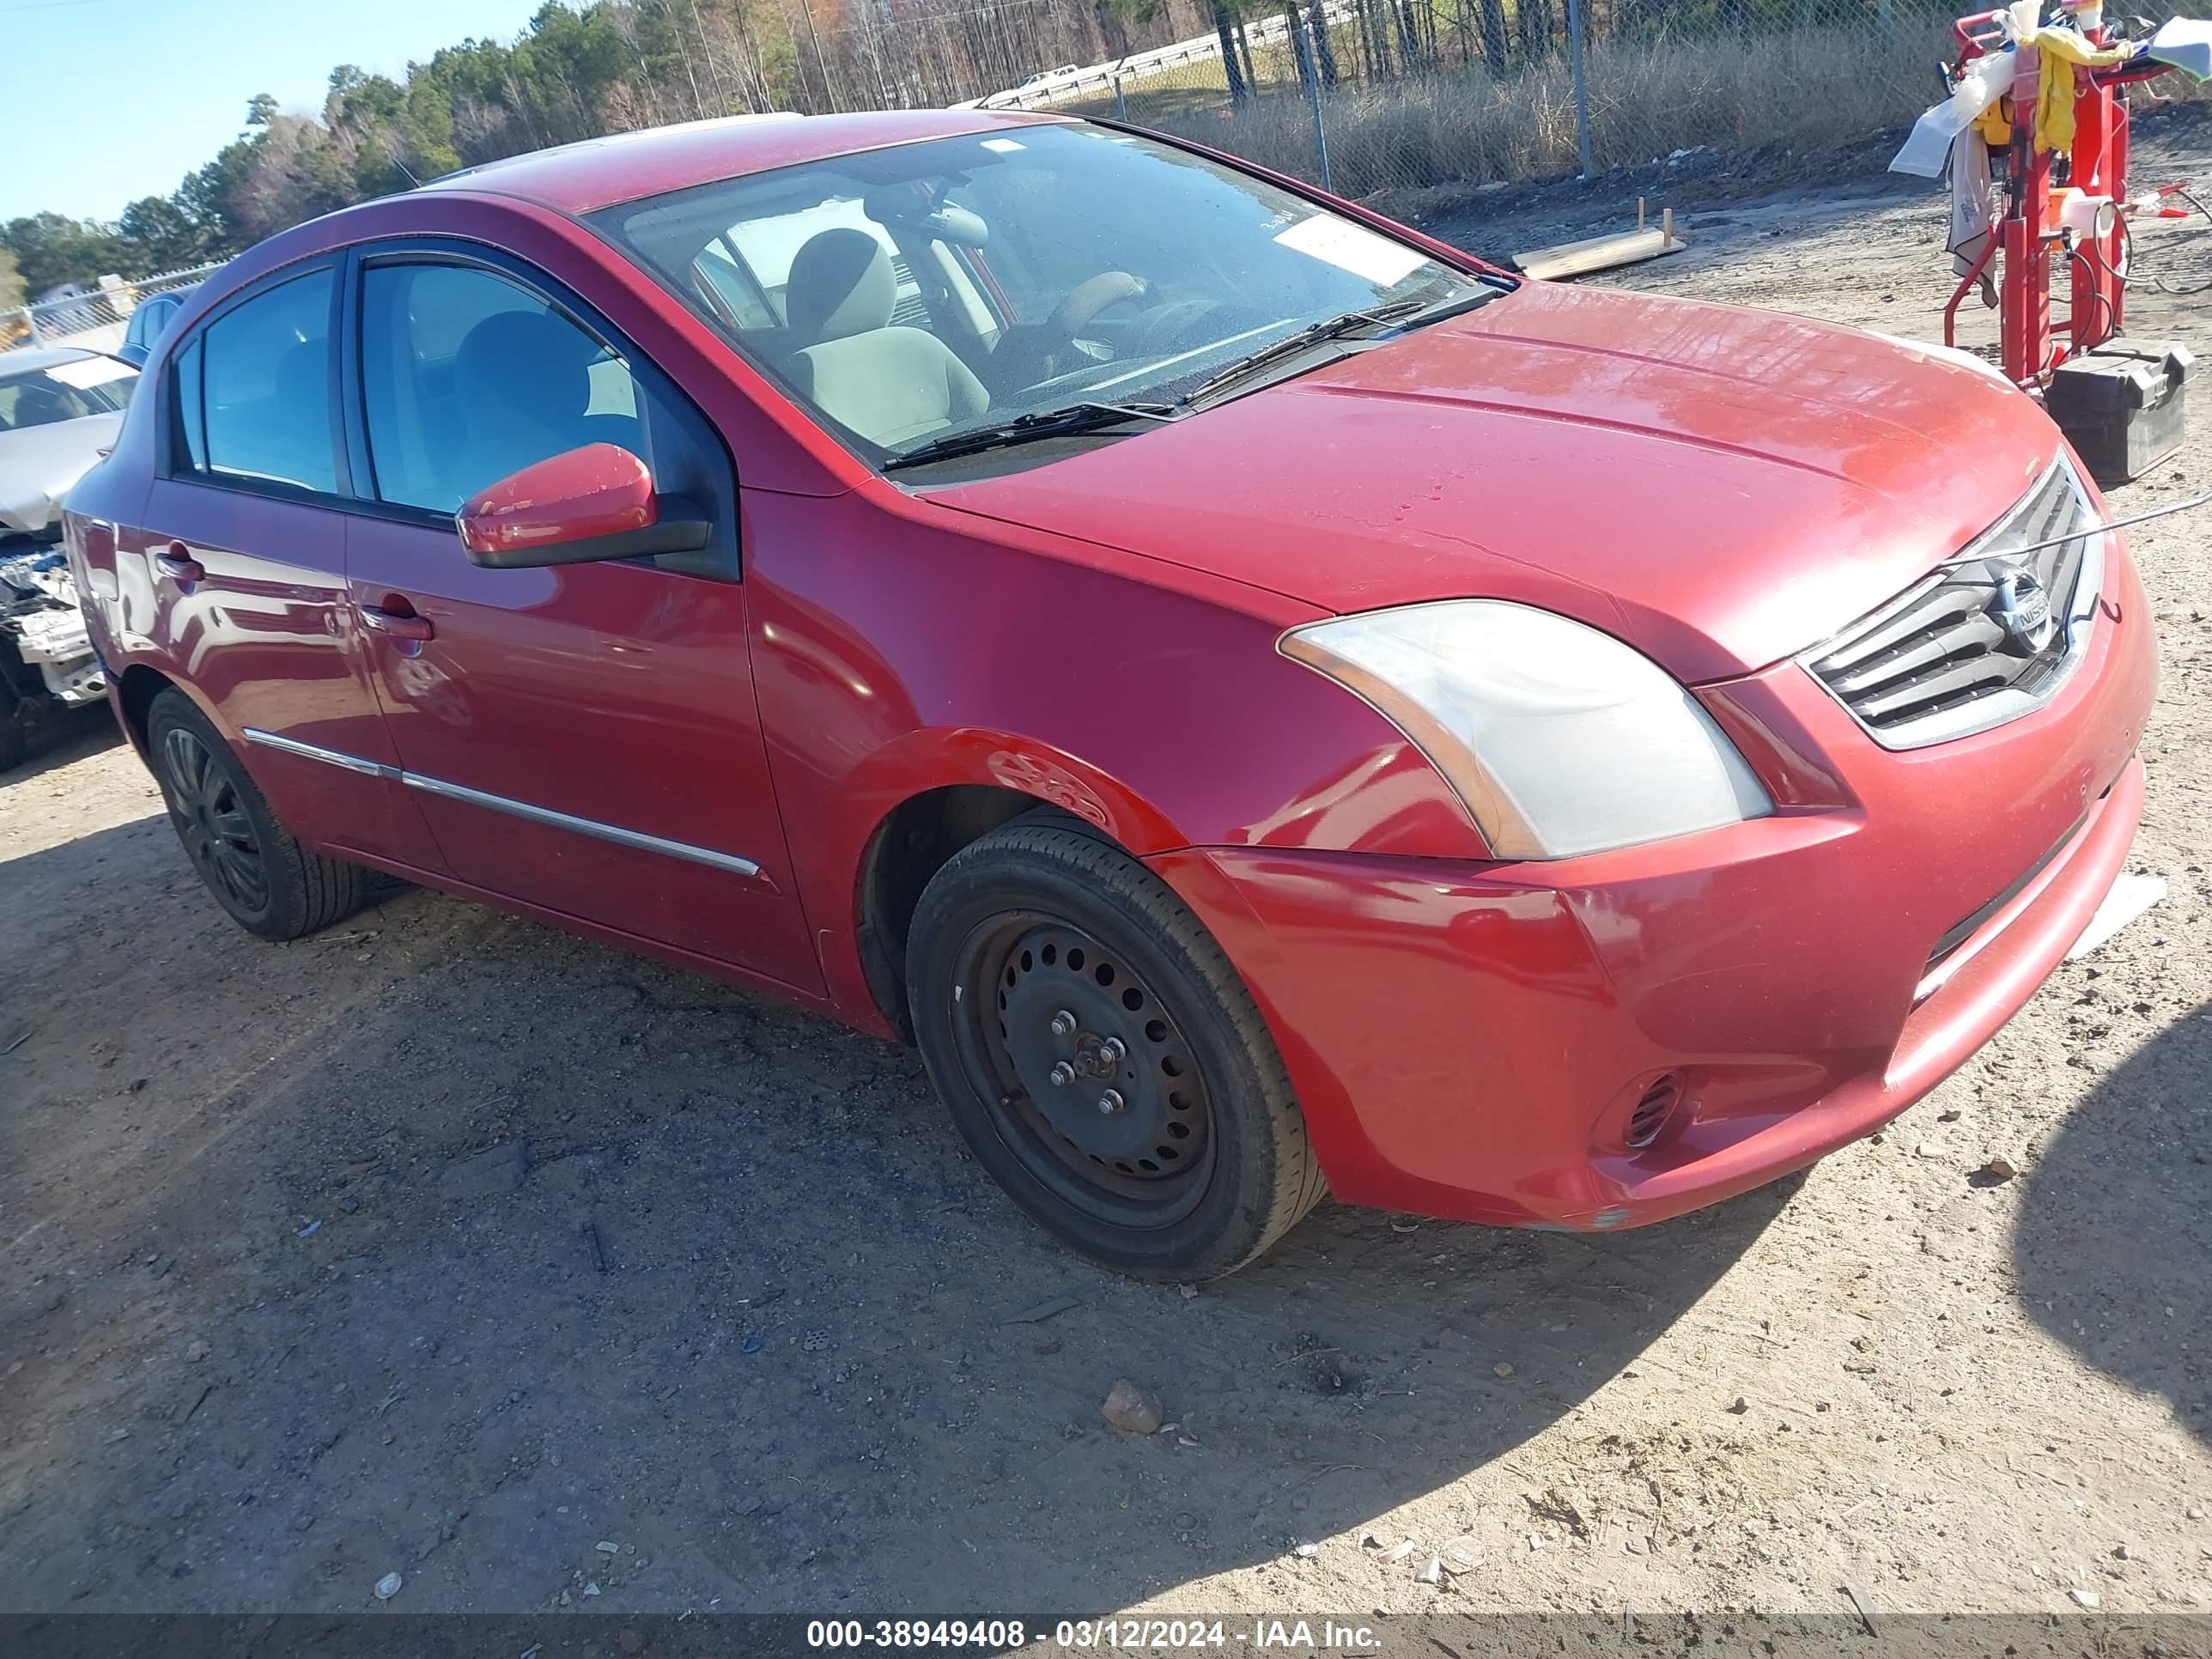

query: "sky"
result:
(3, 0), (557, 224)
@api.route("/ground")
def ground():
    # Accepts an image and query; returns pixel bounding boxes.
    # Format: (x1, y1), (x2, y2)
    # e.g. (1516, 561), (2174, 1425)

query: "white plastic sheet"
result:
(1891, 49), (2011, 178)
(1893, 102), (1966, 177)
(2147, 15), (2212, 80)
(2066, 873), (2166, 960)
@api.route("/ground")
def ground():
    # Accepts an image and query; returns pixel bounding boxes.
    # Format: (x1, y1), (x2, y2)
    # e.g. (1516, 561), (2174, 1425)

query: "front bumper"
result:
(1147, 543), (2156, 1231)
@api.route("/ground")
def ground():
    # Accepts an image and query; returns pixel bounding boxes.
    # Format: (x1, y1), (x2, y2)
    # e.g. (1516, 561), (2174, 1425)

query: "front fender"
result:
(746, 488), (1492, 1030)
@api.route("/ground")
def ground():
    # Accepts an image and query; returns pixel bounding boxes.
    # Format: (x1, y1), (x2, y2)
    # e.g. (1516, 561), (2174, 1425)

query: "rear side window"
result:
(360, 262), (646, 515)
(190, 270), (337, 495)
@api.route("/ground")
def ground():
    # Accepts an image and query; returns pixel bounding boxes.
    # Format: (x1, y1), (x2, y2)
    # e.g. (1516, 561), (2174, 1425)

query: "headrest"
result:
(786, 228), (895, 343)
(455, 310), (599, 421)
(272, 341), (326, 410)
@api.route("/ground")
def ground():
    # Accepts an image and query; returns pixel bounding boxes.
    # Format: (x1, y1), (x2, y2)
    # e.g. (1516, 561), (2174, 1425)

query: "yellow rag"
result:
(1973, 95), (2014, 146)
(2022, 26), (2135, 151)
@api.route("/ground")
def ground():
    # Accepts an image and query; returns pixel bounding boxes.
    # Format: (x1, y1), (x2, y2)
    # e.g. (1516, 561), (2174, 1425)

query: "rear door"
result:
(140, 264), (443, 871)
(337, 244), (819, 993)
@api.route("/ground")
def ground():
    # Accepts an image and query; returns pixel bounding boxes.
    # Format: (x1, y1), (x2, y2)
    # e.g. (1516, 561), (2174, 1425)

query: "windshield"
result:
(592, 125), (1496, 467)
(0, 358), (137, 433)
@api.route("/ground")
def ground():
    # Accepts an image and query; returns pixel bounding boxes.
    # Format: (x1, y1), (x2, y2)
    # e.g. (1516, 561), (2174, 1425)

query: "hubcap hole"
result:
(960, 917), (1216, 1224)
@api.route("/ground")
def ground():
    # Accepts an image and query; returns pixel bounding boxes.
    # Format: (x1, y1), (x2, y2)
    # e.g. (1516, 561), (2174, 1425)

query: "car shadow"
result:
(2, 700), (122, 785)
(0, 817), (1793, 1613)
(2013, 999), (2212, 1450)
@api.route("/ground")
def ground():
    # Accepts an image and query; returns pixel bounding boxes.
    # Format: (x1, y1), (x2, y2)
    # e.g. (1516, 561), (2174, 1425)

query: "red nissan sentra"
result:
(63, 111), (2154, 1278)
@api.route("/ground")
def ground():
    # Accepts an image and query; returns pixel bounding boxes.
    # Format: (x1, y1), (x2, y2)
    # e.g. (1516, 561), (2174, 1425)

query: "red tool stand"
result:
(1941, 11), (2193, 481)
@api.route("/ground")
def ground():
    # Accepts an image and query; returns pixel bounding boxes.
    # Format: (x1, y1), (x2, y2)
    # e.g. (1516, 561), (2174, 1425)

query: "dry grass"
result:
(1123, 22), (1959, 197)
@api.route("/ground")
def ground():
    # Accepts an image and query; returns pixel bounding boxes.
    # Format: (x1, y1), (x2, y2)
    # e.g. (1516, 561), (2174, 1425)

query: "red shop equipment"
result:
(1941, 9), (2195, 480)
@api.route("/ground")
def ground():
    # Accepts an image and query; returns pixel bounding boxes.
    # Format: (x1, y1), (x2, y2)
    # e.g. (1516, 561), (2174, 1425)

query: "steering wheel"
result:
(1049, 270), (1146, 339)
(987, 270), (1147, 395)
(1132, 297), (1243, 356)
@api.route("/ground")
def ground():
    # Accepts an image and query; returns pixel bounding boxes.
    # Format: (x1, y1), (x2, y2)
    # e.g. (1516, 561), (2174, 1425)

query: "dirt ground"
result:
(4, 123), (2211, 1631)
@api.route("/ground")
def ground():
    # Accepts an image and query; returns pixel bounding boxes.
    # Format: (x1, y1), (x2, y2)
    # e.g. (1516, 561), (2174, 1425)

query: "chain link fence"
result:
(974, 0), (2206, 204)
(1, 263), (220, 357)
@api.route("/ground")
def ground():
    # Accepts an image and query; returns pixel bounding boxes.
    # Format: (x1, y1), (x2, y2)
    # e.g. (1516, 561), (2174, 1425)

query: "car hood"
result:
(925, 283), (2063, 681)
(0, 413), (124, 533)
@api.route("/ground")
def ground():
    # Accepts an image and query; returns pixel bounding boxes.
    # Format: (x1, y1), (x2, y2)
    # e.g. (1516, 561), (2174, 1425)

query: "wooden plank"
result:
(1511, 225), (1688, 282)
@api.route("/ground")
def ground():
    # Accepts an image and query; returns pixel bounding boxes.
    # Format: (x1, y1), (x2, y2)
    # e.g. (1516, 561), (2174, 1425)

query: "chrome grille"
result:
(1802, 461), (2105, 749)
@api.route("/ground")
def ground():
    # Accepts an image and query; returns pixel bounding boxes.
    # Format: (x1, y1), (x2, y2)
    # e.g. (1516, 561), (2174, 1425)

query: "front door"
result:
(338, 249), (819, 993)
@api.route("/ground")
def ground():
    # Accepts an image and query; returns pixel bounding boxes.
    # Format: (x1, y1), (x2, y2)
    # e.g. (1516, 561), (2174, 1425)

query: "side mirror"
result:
(457, 443), (709, 570)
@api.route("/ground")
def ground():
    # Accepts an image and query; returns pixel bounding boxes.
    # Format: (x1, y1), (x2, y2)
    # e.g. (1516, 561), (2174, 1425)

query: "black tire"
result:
(146, 690), (367, 941)
(908, 820), (1326, 1279)
(0, 676), (27, 775)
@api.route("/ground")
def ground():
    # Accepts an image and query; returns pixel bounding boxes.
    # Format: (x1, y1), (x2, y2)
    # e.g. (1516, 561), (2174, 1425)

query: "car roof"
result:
(0, 346), (104, 377)
(416, 108), (1070, 216)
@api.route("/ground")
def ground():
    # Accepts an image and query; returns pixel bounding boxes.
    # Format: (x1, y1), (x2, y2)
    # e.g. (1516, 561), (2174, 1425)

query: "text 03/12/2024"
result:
(1054, 1623), (1377, 1650)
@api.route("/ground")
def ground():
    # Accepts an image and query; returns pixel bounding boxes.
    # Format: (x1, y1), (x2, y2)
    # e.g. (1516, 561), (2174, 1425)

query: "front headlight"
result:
(1279, 600), (1772, 860)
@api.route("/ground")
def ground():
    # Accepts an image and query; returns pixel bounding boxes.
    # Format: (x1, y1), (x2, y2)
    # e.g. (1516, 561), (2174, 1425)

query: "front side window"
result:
(0, 357), (137, 431)
(196, 270), (337, 495)
(360, 262), (647, 515)
(592, 124), (1493, 465)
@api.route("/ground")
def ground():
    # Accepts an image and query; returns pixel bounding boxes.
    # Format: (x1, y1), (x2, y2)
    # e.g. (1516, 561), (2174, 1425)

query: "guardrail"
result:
(1, 263), (221, 356)
(958, 3), (1355, 112)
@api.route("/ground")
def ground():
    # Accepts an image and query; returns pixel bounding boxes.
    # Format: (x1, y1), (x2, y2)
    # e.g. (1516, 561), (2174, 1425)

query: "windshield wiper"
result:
(1182, 298), (1429, 404)
(882, 400), (1178, 471)
(1394, 288), (1508, 331)
(1184, 288), (1507, 406)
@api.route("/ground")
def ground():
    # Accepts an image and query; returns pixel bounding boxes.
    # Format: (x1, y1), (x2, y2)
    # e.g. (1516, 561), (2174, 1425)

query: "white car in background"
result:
(0, 346), (134, 768)
(1, 347), (137, 536)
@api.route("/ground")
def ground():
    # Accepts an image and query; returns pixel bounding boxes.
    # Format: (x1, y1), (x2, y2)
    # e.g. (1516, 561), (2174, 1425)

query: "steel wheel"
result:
(910, 821), (1326, 1278)
(159, 724), (270, 917)
(950, 912), (1220, 1231)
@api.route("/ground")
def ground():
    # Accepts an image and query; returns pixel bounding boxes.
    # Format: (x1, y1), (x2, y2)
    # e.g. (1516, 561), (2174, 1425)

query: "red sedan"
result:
(63, 111), (2154, 1278)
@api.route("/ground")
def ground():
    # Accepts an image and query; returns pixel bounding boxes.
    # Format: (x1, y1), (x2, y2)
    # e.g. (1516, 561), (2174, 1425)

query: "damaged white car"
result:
(1, 347), (137, 536)
(0, 545), (105, 769)
(1, 347), (133, 769)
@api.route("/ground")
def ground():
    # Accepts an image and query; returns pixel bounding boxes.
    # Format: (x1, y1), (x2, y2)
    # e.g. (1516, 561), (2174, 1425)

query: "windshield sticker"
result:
(45, 356), (135, 390)
(979, 138), (1027, 153)
(1273, 215), (1428, 287)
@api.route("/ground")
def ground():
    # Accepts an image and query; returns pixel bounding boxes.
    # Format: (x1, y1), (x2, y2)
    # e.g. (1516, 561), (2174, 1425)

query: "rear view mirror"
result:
(862, 185), (989, 249)
(458, 443), (709, 570)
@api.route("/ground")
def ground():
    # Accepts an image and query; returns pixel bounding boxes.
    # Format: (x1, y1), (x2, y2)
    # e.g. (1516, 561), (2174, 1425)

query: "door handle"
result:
(358, 598), (434, 641)
(154, 543), (204, 583)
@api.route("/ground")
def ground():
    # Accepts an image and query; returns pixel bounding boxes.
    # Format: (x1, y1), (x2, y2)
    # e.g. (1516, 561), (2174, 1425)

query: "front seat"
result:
(452, 309), (643, 498)
(783, 228), (988, 449)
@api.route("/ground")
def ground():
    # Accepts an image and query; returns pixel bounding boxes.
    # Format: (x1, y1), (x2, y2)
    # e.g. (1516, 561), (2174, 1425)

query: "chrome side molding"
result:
(241, 726), (397, 779)
(240, 726), (763, 880)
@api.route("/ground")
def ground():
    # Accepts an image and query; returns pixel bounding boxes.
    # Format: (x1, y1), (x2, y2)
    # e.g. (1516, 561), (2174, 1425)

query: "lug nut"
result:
(1099, 1036), (1127, 1066)
(1049, 1010), (1077, 1037)
(1049, 1061), (1075, 1086)
(1097, 1089), (1125, 1115)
